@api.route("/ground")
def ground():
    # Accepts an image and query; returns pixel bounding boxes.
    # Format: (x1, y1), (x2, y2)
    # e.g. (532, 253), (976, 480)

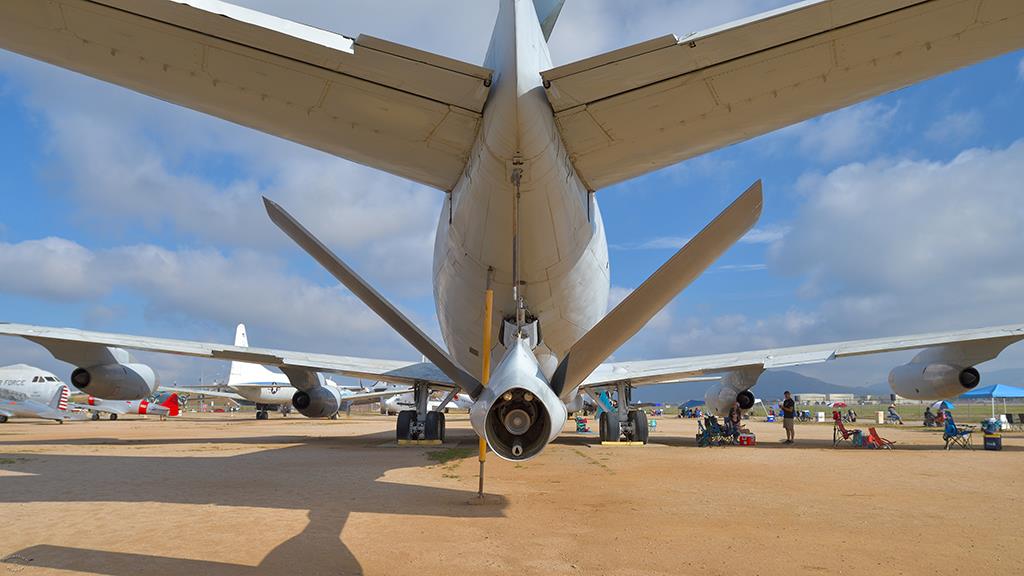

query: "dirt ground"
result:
(0, 413), (1021, 576)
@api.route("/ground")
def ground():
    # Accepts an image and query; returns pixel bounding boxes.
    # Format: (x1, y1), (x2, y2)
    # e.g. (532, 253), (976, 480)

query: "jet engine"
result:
(704, 369), (760, 416)
(470, 339), (566, 461)
(291, 385), (343, 418)
(888, 363), (980, 400)
(70, 363), (158, 400)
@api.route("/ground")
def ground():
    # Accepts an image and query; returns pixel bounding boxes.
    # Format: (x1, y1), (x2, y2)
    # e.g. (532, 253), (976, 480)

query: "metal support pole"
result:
(479, 267), (494, 498)
(511, 161), (525, 331)
(435, 388), (458, 413)
(616, 381), (630, 422)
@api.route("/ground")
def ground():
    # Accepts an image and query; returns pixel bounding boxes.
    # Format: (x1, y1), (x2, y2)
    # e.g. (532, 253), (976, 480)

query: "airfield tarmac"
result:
(0, 414), (1021, 576)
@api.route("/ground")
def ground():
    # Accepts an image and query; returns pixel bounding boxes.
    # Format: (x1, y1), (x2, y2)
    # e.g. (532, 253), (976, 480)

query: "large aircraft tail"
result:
(228, 323), (282, 386)
(160, 393), (180, 417)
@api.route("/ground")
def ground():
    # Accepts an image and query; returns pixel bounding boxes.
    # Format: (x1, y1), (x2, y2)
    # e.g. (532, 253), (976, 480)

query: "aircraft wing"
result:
(0, 0), (492, 191)
(159, 386), (247, 401)
(584, 324), (1024, 387)
(341, 388), (413, 405)
(542, 0), (1024, 190)
(0, 323), (457, 390)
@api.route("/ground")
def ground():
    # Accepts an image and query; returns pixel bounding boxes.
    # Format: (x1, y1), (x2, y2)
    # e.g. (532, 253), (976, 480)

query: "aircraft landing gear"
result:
(599, 382), (649, 444)
(396, 383), (445, 441)
(0, 415), (7, 424)
(91, 412), (100, 421)
(256, 404), (271, 420)
(109, 413), (118, 421)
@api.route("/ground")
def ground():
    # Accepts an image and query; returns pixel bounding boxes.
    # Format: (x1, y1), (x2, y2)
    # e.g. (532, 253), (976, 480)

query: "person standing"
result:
(781, 391), (796, 444)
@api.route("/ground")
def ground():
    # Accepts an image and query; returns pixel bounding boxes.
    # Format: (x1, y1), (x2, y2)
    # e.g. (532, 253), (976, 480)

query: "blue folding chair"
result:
(942, 411), (974, 450)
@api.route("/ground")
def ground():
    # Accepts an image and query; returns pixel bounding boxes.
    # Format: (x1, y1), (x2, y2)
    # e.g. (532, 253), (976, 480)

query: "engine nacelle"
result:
(70, 363), (158, 400)
(704, 370), (760, 416)
(470, 339), (566, 461)
(888, 363), (980, 400)
(291, 385), (343, 418)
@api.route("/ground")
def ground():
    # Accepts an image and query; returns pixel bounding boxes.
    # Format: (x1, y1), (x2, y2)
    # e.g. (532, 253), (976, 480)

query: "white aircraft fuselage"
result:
(434, 0), (608, 390)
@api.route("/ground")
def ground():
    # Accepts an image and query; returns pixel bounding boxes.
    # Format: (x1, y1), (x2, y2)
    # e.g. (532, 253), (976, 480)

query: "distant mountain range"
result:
(631, 367), (1024, 405)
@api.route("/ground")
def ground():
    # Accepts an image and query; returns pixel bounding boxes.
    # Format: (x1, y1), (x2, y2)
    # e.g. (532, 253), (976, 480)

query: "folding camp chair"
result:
(832, 411), (861, 447)
(866, 427), (895, 450)
(942, 412), (974, 450)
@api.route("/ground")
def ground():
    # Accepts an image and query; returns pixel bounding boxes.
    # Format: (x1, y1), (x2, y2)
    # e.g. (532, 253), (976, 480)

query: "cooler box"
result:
(766, 415), (776, 423)
(984, 434), (1002, 451)
(738, 433), (756, 446)
(877, 411), (885, 424)
(816, 412), (826, 423)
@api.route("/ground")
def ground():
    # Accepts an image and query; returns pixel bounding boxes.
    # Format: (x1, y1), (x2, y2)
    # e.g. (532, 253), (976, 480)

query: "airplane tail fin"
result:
(160, 393), (180, 417)
(227, 323), (280, 386)
(51, 384), (70, 412)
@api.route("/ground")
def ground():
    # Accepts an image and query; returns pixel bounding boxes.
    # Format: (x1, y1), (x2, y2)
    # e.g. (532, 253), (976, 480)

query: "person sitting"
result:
(847, 408), (858, 423)
(887, 404), (904, 425)
(923, 406), (936, 427)
(729, 402), (742, 432)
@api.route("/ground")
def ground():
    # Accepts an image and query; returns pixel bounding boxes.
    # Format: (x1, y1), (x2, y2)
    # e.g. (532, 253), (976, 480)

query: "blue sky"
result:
(1, 1), (1023, 390)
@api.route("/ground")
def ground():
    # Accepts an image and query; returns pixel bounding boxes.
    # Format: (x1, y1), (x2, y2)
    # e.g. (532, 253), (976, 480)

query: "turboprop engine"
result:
(888, 363), (980, 400)
(470, 337), (566, 461)
(291, 384), (344, 418)
(70, 363), (158, 400)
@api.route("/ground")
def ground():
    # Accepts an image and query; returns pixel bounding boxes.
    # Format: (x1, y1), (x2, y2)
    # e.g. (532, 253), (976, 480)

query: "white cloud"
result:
(771, 139), (1024, 336)
(620, 225), (789, 250)
(775, 102), (899, 163)
(549, 0), (793, 65)
(0, 237), (416, 364)
(925, 110), (982, 144)
(717, 264), (767, 272)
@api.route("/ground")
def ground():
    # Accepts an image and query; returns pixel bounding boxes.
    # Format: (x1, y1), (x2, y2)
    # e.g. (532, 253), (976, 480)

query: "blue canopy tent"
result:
(960, 384), (1024, 417)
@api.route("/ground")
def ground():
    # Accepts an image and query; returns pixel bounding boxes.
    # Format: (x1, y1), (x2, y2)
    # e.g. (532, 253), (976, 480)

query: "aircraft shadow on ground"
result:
(0, 428), (505, 576)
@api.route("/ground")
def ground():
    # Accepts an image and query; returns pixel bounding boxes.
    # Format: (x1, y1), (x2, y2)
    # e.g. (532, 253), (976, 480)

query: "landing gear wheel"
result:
(424, 412), (445, 442)
(109, 413), (118, 421)
(330, 412), (339, 420)
(600, 412), (620, 442)
(396, 410), (415, 440)
(599, 412), (606, 440)
(630, 410), (649, 444)
(0, 415), (7, 423)
(91, 412), (100, 421)
(257, 411), (269, 420)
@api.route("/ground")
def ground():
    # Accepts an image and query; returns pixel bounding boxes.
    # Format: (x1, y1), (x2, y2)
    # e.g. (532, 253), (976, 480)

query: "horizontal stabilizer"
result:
(552, 181), (763, 396)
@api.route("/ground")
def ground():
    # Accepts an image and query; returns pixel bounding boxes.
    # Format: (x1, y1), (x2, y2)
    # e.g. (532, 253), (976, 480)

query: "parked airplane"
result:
(1, 1), (1023, 460)
(0, 364), (85, 423)
(77, 393), (181, 420)
(163, 324), (407, 419)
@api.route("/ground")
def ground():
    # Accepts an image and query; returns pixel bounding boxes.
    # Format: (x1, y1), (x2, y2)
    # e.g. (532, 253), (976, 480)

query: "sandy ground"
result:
(0, 413), (1022, 576)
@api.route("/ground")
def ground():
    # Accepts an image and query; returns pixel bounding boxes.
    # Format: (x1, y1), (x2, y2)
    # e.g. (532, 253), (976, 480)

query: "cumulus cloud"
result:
(0, 237), (416, 360)
(774, 102), (899, 163)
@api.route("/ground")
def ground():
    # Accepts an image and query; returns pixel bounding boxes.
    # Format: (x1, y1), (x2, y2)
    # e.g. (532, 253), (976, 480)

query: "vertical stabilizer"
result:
(533, 0), (564, 40)
(227, 324), (282, 386)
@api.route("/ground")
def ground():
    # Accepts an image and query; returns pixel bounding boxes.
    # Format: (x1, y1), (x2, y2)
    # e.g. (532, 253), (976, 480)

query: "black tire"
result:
(0, 415), (7, 423)
(424, 411), (444, 441)
(91, 412), (100, 421)
(601, 412), (620, 442)
(630, 410), (650, 444)
(109, 413), (118, 421)
(599, 412), (607, 440)
(397, 410), (415, 440)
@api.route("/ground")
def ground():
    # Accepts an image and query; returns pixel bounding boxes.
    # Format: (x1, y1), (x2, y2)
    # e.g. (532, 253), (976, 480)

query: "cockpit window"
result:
(45, 376), (58, 382)
(32, 376), (40, 382)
